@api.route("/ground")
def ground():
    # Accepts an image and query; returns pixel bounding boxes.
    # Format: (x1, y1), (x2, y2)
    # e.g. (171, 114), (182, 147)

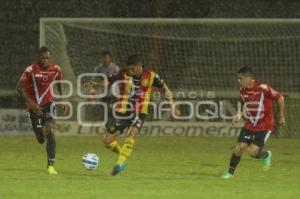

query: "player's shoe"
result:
(47, 166), (58, 175)
(221, 172), (234, 179)
(263, 150), (272, 171)
(111, 163), (126, 176)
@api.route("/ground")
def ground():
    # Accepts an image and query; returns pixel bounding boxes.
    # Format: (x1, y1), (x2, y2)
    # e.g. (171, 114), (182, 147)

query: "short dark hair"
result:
(38, 46), (50, 56)
(238, 66), (254, 77)
(126, 54), (141, 66)
(100, 50), (111, 57)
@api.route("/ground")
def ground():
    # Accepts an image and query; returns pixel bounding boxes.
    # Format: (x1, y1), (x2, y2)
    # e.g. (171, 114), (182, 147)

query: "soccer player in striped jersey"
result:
(222, 66), (286, 179)
(16, 46), (66, 175)
(103, 54), (180, 176)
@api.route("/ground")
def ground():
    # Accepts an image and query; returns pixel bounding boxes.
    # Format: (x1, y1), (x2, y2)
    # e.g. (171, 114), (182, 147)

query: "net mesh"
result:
(42, 19), (300, 92)
(41, 19), (300, 137)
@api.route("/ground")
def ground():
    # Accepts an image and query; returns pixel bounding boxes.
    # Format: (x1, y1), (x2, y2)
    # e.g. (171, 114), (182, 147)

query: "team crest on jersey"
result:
(141, 79), (150, 87)
(42, 75), (49, 81)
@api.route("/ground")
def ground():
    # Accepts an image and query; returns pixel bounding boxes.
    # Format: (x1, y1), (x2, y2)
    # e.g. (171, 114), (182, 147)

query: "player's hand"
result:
(131, 116), (143, 129)
(232, 114), (241, 125)
(61, 103), (69, 116)
(88, 88), (98, 102)
(30, 102), (43, 116)
(172, 106), (181, 117)
(278, 115), (286, 127)
(83, 80), (107, 88)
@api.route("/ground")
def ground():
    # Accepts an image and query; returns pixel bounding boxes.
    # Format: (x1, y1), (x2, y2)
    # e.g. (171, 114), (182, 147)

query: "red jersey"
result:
(240, 80), (282, 132)
(20, 63), (62, 106)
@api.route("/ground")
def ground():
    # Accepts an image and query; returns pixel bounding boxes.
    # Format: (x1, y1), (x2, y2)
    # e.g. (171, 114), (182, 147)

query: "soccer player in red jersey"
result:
(102, 55), (180, 176)
(17, 46), (65, 175)
(222, 66), (286, 179)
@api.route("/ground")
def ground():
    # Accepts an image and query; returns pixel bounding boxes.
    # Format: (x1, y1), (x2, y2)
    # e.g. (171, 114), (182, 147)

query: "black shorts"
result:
(237, 128), (271, 148)
(106, 112), (145, 135)
(29, 102), (55, 131)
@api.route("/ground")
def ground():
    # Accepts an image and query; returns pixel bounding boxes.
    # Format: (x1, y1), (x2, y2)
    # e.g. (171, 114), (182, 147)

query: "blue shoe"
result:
(111, 163), (126, 176)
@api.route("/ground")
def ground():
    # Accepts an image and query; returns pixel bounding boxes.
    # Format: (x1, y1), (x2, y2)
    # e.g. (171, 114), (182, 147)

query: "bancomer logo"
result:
(141, 123), (241, 137)
(65, 122), (242, 137)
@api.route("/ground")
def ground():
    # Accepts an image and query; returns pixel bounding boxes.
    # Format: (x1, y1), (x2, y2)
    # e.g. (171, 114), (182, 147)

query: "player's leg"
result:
(103, 118), (123, 154)
(248, 131), (272, 170)
(103, 133), (121, 154)
(44, 121), (56, 166)
(43, 103), (58, 174)
(111, 126), (138, 176)
(222, 142), (248, 179)
(44, 121), (57, 174)
(112, 115), (144, 176)
(28, 111), (45, 144)
(116, 126), (138, 165)
(222, 128), (251, 179)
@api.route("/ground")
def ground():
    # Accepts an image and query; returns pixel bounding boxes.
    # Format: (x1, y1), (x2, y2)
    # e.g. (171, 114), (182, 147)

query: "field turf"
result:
(0, 136), (299, 199)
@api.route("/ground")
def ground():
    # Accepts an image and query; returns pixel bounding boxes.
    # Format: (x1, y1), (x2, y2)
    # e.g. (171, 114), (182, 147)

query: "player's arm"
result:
(232, 95), (244, 125)
(56, 82), (64, 96)
(277, 95), (286, 126)
(85, 73), (111, 91)
(161, 83), (180, 116)
(262, 84), (286, 126)
(16, 73), (43, 115)
(153, 74), (180, 116)
(16, 79), (33, 104)
(55, 67), (68, 115)
(88, 67), (117, 90)
(55, 67), (64, 97)
(88, 79), (108, 87)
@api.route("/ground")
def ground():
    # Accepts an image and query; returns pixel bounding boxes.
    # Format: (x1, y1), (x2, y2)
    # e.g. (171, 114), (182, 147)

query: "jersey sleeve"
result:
(19, 67), (32, 89)
(260, 84), (282, 101)
(152, 73), (164, 88)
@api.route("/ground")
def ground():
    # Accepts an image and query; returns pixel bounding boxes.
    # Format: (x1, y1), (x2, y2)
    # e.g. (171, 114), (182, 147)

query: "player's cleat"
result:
(221, 172), (234, 179)
(47, 166), (58, 175)
(111, 163), (126, 176)
(263, 150), (272, 171)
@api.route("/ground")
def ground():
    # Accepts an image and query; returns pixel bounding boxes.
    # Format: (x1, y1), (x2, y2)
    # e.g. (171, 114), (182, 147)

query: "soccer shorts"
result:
(237, 128), (271, 148)
(29, 102), (55, 132)
(106, 112), (145, 135)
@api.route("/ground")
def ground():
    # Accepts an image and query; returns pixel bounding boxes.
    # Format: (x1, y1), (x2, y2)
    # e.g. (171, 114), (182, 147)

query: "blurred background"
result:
(0, 0), (299, 137)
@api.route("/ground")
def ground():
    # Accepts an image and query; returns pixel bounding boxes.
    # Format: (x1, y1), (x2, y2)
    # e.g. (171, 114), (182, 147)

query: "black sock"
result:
(259, 150), (269, 159)
(228, 153), (241, 175)
(46, 135), (56, 166)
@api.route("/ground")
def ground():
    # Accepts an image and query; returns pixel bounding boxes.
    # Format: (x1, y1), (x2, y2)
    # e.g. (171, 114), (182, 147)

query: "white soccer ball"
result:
(81, 153), (99, 170)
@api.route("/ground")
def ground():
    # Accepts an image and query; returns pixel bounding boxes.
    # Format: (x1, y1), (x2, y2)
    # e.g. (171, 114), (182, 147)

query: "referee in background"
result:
(87, 50), (120, 128)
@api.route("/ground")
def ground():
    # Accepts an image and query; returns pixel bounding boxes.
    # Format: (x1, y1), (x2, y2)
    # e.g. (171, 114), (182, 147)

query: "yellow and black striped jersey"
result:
(109, 69), (164, 114)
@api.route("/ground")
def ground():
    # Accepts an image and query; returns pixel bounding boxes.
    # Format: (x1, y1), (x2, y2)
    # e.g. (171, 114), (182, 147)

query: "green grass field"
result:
(0, 136), (299, 199)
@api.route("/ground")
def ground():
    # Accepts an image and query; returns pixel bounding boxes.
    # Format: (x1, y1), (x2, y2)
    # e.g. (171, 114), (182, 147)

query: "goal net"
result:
(40, 18), (300, 137)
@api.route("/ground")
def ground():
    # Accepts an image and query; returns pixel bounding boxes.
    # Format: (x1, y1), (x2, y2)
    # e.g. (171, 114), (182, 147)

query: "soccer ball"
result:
(81, 153), (99, 170)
